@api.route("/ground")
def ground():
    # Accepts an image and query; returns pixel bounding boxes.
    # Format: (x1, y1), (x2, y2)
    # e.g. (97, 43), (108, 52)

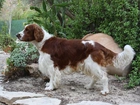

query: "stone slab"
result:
(0, 91), (44, 100)
(119, 102), (140, 105)
(0, 91), (45, 104)
(67, 101), (113, 105)
(13, 97), (61, 105)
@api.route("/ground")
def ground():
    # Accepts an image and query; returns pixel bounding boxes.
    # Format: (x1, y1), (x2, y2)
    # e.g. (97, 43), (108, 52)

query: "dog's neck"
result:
(32, 29), (53, 50)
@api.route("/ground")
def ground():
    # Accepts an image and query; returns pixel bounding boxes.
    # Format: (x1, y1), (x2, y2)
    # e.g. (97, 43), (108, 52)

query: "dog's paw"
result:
(45, 82), (50, 87)
(45, 86), (54, 91)
(100, 90), (109, 95)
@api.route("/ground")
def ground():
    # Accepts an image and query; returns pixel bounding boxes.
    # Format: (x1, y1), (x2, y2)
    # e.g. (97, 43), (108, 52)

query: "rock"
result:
(0, 91), (44, 104)
(0, 51), (6, 54)
(27, 63), (41, 77)
(67, 101), (113, 105)
(119, 102), (140, 105)
(70, 86), (76, 91)
(0, 53), (10, 72)
(0, 90), (61, 105)
(13, 97), (61, 105)
(82, 91), (87, 94)
(27, 63), (50, 81)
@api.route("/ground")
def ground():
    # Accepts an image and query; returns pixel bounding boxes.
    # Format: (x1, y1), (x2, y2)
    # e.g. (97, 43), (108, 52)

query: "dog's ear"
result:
(34, 24), (44, 42)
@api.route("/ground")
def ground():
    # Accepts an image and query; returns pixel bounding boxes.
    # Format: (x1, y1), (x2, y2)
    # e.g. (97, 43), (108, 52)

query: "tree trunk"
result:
(8, 15), (12, 35)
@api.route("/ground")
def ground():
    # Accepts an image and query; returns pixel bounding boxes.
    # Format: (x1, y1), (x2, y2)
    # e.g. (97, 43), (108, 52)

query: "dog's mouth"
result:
(16, 34), (22, 40)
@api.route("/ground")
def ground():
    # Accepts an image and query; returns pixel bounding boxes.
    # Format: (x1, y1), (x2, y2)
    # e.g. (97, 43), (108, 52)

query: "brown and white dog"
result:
(16, 24), (135, 94)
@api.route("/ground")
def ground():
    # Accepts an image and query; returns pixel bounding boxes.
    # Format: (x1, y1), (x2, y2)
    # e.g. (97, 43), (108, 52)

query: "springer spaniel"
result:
(16, 24), (135, 95)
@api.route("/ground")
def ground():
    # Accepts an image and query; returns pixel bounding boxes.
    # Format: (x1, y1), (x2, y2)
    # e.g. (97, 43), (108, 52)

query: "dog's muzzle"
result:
(16, 34), (21, 40)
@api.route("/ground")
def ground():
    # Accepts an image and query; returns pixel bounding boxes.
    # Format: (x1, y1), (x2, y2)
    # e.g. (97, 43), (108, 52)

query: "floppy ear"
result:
(34, 24), (44, 42)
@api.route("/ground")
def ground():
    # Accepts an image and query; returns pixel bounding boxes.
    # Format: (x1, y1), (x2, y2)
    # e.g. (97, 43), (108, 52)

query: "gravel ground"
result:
(0, 53), (140, 105)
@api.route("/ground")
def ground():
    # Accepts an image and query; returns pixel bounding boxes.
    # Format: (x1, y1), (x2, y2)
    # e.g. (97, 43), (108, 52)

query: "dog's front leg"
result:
(45, 66), (61, 91)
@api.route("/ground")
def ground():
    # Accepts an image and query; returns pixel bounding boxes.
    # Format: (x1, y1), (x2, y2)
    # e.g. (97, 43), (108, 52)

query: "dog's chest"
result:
(38, 52), (53, 75)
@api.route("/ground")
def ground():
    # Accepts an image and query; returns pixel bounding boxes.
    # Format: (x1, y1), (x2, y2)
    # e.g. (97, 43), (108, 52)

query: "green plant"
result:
(12, 0), (35, 20)
(89, 0), (140, 88)
(27, 0), (72, 37)
(4, 43), (39, 81)
(3, 42), (39, 81)
(0, 34), (15, 50)
(0, 0), (4, 11)
(7, 43), (39, 68)
(127, 55), (140, 88)
(0, 23), (16, 50)
(115, 75), (126, 81)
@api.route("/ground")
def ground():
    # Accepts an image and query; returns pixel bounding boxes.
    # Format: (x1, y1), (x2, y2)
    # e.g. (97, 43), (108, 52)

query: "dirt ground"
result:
(1, 73), (140, 105)
(0, 53), (140, 105)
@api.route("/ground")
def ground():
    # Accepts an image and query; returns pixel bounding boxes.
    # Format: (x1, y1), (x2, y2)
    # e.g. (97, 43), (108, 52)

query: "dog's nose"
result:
(16, 34), (21, 38)
(16, 34), (19, 37)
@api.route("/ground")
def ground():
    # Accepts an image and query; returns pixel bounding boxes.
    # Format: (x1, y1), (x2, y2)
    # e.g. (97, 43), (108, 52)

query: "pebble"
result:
(70, 86), (76, 91)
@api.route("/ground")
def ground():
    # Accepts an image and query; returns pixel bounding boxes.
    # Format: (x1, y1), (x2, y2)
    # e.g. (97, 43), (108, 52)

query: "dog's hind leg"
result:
(86, 65), (109, 94)
(100, 71), (109, 95)
(84, 78), (97, 89)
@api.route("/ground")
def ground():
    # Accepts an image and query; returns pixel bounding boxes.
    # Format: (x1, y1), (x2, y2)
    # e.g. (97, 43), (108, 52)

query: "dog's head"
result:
(16, 24), (44, 42)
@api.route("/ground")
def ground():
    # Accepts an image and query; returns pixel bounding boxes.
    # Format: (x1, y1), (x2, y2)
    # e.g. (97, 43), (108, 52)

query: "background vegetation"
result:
(0, 0), (140, 88)
(0, 0), (4, 10)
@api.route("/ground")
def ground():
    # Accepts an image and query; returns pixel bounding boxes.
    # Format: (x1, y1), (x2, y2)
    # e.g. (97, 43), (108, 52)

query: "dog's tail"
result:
(113, 45), (135, 70)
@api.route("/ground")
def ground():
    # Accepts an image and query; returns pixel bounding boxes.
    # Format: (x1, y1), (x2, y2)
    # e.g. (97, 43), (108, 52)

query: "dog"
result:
(16, 24), (135, 95)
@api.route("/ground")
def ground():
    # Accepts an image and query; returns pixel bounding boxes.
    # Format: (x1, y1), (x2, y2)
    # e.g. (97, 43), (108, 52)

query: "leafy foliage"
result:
(27, 0), (72, 37)
(0, 34), (15, 51)
(88, 0), (140, 88)
(0, 24), (16, 50)
(0, 0), (4, 10)
(12, 0), (35, 20)
(5, 43), (39, 81)
(7, 43), (39, 68)
(127, 55), (140, 88)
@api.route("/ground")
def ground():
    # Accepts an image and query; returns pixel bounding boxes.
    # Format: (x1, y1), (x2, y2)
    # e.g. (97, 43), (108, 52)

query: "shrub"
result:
(0, 24), (16, 51)
(5, 43), (39, 81)
(89, 0), (140, 88)
(127, 55), (140, 88)
(27, 0), (95, 39)
(7, 43), (39, 68)
(27, 0), (72, 38)
(0, 34), (15, 50)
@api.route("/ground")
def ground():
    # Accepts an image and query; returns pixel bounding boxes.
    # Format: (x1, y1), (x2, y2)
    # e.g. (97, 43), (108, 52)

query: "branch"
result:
(65, 9), (75, 19)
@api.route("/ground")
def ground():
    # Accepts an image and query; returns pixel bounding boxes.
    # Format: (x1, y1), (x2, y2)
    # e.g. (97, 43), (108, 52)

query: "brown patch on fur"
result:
(33, 24), (44, 42)
(41, 37), (93, 70)
(21, 24), (44, 42)
(91, 42), (117, 66)
(41, 37), (117, 70)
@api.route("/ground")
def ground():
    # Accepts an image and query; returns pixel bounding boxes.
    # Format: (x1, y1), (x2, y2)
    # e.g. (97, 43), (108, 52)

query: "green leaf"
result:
(30, 6), (42, 13)
(43, 0), (47, 12)
(33, 19), (42, 24)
